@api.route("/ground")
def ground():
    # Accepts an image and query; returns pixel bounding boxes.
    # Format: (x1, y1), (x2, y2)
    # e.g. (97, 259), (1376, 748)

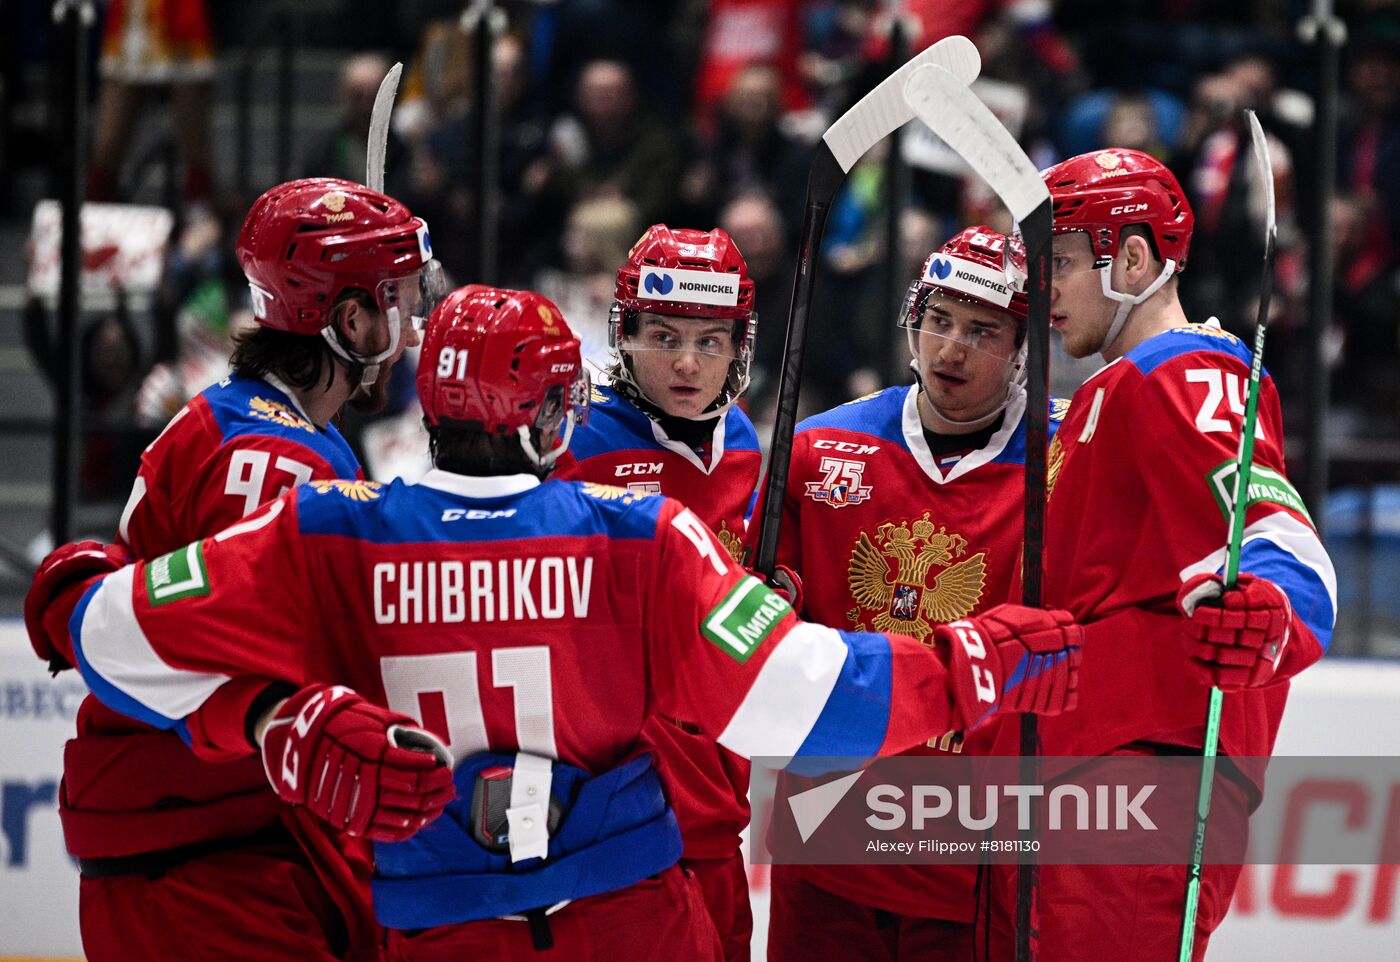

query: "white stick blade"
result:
(367, 62), (403, 192)
(1245, 110), (1276, 237)
(823, 35), (981, 173)
(902, 64), (1048, 223)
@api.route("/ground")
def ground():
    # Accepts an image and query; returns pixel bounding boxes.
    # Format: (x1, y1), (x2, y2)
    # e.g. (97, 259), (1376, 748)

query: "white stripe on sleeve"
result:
(717, 621), (848, 758)
(79, 566), (232, 723)
(1178, 511), (1338, 628)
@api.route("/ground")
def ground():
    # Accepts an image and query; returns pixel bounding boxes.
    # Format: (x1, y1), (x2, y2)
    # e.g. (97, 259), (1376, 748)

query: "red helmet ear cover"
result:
(1042, 148), (1194, 270)
(237, 177), (431, 335)
(613, 224), (755, 324)
(417, 285), (582, 433)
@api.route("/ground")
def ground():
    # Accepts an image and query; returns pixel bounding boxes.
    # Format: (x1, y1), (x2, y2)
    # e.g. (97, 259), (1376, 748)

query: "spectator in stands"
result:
(680, 63), (811, 230)
(88, 0), (216, 203)
(1330, 191), (1400, 432)
(393, 20), (472, 147)
(1340, 38), (1400, 257)
(719, 189), (795, 418)
(415, 31), (555, 286)
(302, 52), (409, 197)
(534, 195), (642, 372)
(542, 58), (683, 227)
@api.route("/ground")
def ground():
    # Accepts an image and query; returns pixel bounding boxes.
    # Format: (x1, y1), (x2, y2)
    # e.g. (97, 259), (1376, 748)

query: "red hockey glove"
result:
(741, 563), (804, 612)
(1177, 572), (1291, 691)
(25, 540), (131, 671)
(260, 684), (456, 842)
(766, 564), (803, 613)
(934, 604), (1082, 731)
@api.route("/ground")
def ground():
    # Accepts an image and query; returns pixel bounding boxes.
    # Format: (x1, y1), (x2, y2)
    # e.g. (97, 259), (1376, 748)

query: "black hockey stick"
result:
(903, 63), (1052, 962)
(1175, 108), (1276, 962)
(750, 35), (980, 577)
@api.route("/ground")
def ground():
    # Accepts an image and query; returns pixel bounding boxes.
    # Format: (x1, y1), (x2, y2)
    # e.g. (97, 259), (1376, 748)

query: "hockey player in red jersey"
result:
(23, 178), (443, 962)
(755, 226), (1064, 961)
(27, 285), (1083, 962)
(984, 148), (1337, 960)
(551, 224), (762, 961)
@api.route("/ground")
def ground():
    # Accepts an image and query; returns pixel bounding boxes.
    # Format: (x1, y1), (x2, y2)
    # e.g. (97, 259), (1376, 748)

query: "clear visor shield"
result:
(535, 368), (592, 435)
(616, 319), (743, 361)
(377, 259), (448, 331)
(899, 294), (1022, 372)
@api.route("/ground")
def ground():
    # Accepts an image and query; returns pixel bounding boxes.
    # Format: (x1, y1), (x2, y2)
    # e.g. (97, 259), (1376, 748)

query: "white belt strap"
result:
(505, 752), (553, 862)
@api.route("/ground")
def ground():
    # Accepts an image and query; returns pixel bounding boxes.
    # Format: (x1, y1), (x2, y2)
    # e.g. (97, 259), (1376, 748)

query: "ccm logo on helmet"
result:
(550, 363), (575, 374)
(1110, 204), (1150, 216)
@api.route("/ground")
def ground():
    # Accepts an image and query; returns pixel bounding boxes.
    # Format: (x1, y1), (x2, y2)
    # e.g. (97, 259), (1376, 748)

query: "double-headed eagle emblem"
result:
(309, 480), (383, 502)
(249, 396), (314, 433)
(847, 513), (986, 638)
(716, 520), (744, 564)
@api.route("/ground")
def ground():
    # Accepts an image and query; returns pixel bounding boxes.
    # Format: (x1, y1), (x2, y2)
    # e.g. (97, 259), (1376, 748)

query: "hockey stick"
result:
(366, 62), (403, 192)
(749, 35), (980, 577)
(1176, 109), (1276, 962)
(903, 63), (1052, 962)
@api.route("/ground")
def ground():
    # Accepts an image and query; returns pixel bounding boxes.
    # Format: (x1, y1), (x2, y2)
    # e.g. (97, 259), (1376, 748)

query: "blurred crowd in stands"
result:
(9, 0), (1400, 501)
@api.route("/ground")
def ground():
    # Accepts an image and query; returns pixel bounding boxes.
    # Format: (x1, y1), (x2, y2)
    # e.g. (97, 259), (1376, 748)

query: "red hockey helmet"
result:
(613, 224), (756, 322)
(1041, 148), (1194, 272)
(902, 226), (1029, 335)
(237, 177), (439, 336)
(418, 285), (589, 466)
(609, 224), (758, 417)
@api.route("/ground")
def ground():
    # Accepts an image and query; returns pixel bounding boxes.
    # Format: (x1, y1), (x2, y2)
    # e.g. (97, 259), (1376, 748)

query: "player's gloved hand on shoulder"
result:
(260, 684), (456, 842)
(25, 540), (131, 672)
(934, 603), (1082, 731)
(1176, 572), (1290, 691)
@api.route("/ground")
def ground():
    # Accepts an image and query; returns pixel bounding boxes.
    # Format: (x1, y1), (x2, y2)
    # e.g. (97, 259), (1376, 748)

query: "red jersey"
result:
(63, 371), (361, 858)
(553, 385), (760, 861)
(761, 384), (1063, 920)
(553, 384), (760, 564)
(65, 473), (972, 776)
(993, 325), (1335, 797)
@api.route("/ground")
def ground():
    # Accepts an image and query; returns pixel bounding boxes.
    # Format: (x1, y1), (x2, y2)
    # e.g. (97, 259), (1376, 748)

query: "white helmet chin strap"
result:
(517, 413), (578, 472)
(321, 305), (405, 396)
(1096, 258), (1176, 355)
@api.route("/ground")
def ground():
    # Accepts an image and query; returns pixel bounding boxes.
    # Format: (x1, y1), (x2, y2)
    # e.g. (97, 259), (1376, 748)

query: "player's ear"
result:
(1121, 233), (1155, 289)
(330, 296), (375, 352)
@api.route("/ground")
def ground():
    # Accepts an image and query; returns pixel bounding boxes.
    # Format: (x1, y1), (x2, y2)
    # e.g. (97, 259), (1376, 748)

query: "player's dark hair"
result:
(230, 290), (372, 392)
(429, 421), (547, 478)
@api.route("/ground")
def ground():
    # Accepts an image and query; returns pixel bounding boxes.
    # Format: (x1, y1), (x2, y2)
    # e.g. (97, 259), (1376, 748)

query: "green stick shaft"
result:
(1177, 311), (1268, 962)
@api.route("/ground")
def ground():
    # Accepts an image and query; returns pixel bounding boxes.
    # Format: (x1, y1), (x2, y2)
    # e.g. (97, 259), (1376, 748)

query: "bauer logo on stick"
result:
(638, 267), (740, 307)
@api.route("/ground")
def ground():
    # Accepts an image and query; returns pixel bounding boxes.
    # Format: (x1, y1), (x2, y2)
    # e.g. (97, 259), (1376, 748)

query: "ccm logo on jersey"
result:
(813, 439), (880, 455)
(442, 508), (518, 521)
(1109, 203), (1150, 216)
(615, 462), (663, 477)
